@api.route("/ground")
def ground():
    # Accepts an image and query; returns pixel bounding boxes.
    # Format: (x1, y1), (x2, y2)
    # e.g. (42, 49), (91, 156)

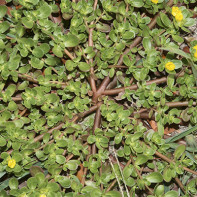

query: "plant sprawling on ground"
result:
(0, 0), (197, 196)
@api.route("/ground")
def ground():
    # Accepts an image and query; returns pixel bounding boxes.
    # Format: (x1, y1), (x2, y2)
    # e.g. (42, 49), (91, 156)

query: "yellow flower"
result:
(165, 62), (175, 71)
(193, 45), (197, 50)
(171, 6), (183, 22)
(151, 0), (158, 4)
(194, 52), (197, 58)
(175, 11), (183, 21)
(8, 159), (16, 168)
(172, 7), (180, 16)
(39, 195), (47, 197)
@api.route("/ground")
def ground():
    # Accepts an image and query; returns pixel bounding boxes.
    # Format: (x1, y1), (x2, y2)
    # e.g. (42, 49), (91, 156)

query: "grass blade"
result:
(160, 46), (191, 59)
(0, 178), (10, 191)
(165, 125), (197, 143)
(0, 172), (6, 179)
(185, 151), (197, 164)
(189, 60), (197, 86)
(169, 143), (197, 153)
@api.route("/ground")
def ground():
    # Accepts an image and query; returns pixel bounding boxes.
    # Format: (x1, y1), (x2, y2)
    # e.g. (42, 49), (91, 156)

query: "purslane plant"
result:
(0, 0), (197, 196)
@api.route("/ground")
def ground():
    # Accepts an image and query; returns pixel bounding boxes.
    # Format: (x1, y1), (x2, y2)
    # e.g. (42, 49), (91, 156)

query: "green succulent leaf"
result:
(38, 3), (52, 18)
(56, 155), (66, 164)
(128, 0), (144, 8)
(64, 35), (79, 48)
(52, 45), (63, 58)
(174, 145), (186, 160)
(78, 62), (91, 72)
(0, 5), (7, 19)
(21, 17), (34, 29)
(164, 191), (179, 197)
(146, 172), (163, 183)
(9, 178), (18, 190)
(0, 21), (10, 33)
(0, 136), (6, 147)
(135, 155), (148, 166)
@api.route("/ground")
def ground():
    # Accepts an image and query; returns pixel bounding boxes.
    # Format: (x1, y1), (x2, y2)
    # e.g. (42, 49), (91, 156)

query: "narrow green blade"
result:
(165, 125), (197, 143)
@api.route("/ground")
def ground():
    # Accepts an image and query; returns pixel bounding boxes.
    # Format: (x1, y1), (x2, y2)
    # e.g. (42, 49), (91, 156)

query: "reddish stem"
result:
(95, 0), (174, 103)
(103, 77), (167, 95)
(88, 0), (98, 93)
(92, 107), (101, 154)
(154, 149), (197, 176)
(92, 77), (111, 103)
(0, 97), (22, 101)
(1, 102), (101, 159)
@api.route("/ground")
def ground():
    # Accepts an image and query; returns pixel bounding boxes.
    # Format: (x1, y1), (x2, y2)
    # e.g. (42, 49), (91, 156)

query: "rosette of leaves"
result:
(0, 0), (197, 196)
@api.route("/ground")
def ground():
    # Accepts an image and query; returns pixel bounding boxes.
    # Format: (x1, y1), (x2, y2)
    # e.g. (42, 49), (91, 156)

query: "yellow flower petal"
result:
(40, 195), (47, 197)
(8, 159), (16, 169)
(193, 45), (197, 50)
(175, 11), (183, 21)
(151, 0), (158, 4)
(194, 52), (197, 58)
(165, 62), (175, 71)
(172, 7), (180, 16)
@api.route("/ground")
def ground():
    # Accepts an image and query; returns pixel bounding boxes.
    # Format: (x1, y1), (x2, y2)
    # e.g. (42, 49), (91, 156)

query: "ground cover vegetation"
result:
(0, 0), (197, 196)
